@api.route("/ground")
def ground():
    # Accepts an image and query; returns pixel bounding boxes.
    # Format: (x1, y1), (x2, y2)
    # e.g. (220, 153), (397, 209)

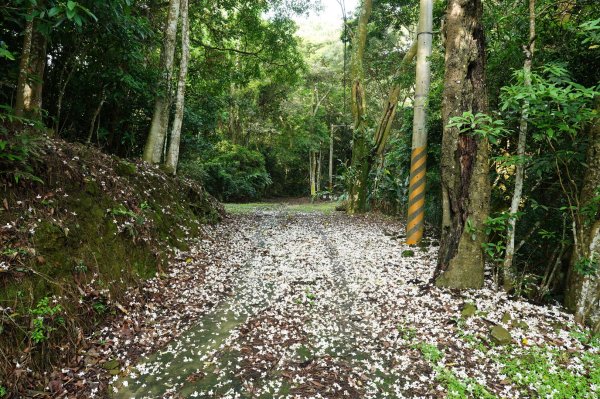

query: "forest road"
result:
(105, 206), (554, 399)
(110, 207), (443, 398)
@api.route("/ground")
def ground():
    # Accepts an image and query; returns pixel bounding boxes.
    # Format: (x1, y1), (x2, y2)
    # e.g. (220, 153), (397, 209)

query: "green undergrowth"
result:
(413, 342), (498, 398)
(413, 326), (600, 399)
(0, 138), (222, 389)
(499, 344), (600, 398)
(436, 368), (497, 399)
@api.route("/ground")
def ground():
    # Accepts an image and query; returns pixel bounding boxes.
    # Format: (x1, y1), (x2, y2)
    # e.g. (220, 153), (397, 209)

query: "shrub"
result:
(181, 140), (271, 202)
(0, 106), (45, 183)
(29, 297), (64, 344)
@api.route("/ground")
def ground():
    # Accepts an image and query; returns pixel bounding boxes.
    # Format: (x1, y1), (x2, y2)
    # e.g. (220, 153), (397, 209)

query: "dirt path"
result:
(63, 206), (596, 398)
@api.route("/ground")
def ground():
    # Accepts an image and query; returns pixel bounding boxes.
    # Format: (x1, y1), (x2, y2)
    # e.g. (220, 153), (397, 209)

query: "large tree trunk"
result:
(143, 0), (181, 164)
(406, 0), (433, 245)
(347, 0), (373, 214)
(15, 17), (33, 118)
(165, 0), (190, 174)
(435, 0), (490, 289)
(565, 106), (600, 332)
(15, 20), (46, 120)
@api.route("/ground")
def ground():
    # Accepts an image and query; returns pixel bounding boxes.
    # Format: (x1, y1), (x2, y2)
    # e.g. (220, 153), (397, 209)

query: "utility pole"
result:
(406, 0), (433, 245)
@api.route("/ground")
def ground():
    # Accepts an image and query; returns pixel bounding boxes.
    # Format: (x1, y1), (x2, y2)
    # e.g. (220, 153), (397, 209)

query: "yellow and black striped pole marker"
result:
(406, 146), (427, 244)
(406, 0), (432, 245)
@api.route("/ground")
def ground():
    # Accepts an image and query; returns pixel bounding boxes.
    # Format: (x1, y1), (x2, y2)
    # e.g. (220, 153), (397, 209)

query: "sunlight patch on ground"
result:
(224, 201), (339, 214)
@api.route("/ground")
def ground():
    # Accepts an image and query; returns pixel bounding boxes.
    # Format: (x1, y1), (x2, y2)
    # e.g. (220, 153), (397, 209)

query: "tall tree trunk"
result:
(143, 0), (181, 164)
(406, 0), (433, 245)
(15, 17), (33, 118)
(228, 84), (241, 144)
(346, 39), (416, 213)
(28, 28), (47, 120)
(15, 20), (46, 120)
(503, 0), (536, 290)
(565, 105), (600, 332)
(435, 0), (490, 289)
(308, 85), (330, 197)
(347, 9), (418, 213)
(309, 151), (317, 198)
(347, 0), (373, 214)
(317, 149), (322, 193)
(373, 41), (417, 156)
(329, 124), (334, 192)
(87, 88), (107, 144)
(55, 62), (76, 134)
(165, 0), (190, 174)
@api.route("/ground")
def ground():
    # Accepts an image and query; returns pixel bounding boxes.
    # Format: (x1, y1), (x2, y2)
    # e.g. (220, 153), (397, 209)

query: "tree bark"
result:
(565, 105), (600, 332)
(435, 0), (490, 289)
(28, 28), (47, 120)
(347, 0), (373, 214)
(317, 149), (322, 193)
(308, 150), (317, 200)
(143, 0), (181, 164)
(307, 85), (330, 197)
(165, 0), (190, 174)
(15, 19), (46, 120)
(15, 17), (33, 118)
(503, 0), (536, 291)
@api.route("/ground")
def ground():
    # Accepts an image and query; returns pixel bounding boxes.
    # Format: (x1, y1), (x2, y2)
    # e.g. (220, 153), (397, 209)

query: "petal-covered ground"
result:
(59, 204), (599, 398)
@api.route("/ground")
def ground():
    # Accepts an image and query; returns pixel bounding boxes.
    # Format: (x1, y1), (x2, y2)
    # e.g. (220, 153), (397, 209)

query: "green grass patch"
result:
(415, 340), (497, 398)
(224, 201), (339, 214)
(223, 202), (282, 213)
(286, 201), (338, 213)
(401, 249), (415, 257)
(416, 342), (443, 363)
(499, 345), (600, 398)
(436, 368), (498, 399)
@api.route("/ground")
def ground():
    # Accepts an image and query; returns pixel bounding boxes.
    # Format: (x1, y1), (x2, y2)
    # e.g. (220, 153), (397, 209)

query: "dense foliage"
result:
(181, 140), (271, 202)
(2, 0), (600, 396)
(1, 0), (599, 337)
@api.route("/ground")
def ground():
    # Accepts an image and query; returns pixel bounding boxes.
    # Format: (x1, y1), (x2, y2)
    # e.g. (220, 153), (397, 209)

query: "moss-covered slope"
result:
(0, 138), (222, 386)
